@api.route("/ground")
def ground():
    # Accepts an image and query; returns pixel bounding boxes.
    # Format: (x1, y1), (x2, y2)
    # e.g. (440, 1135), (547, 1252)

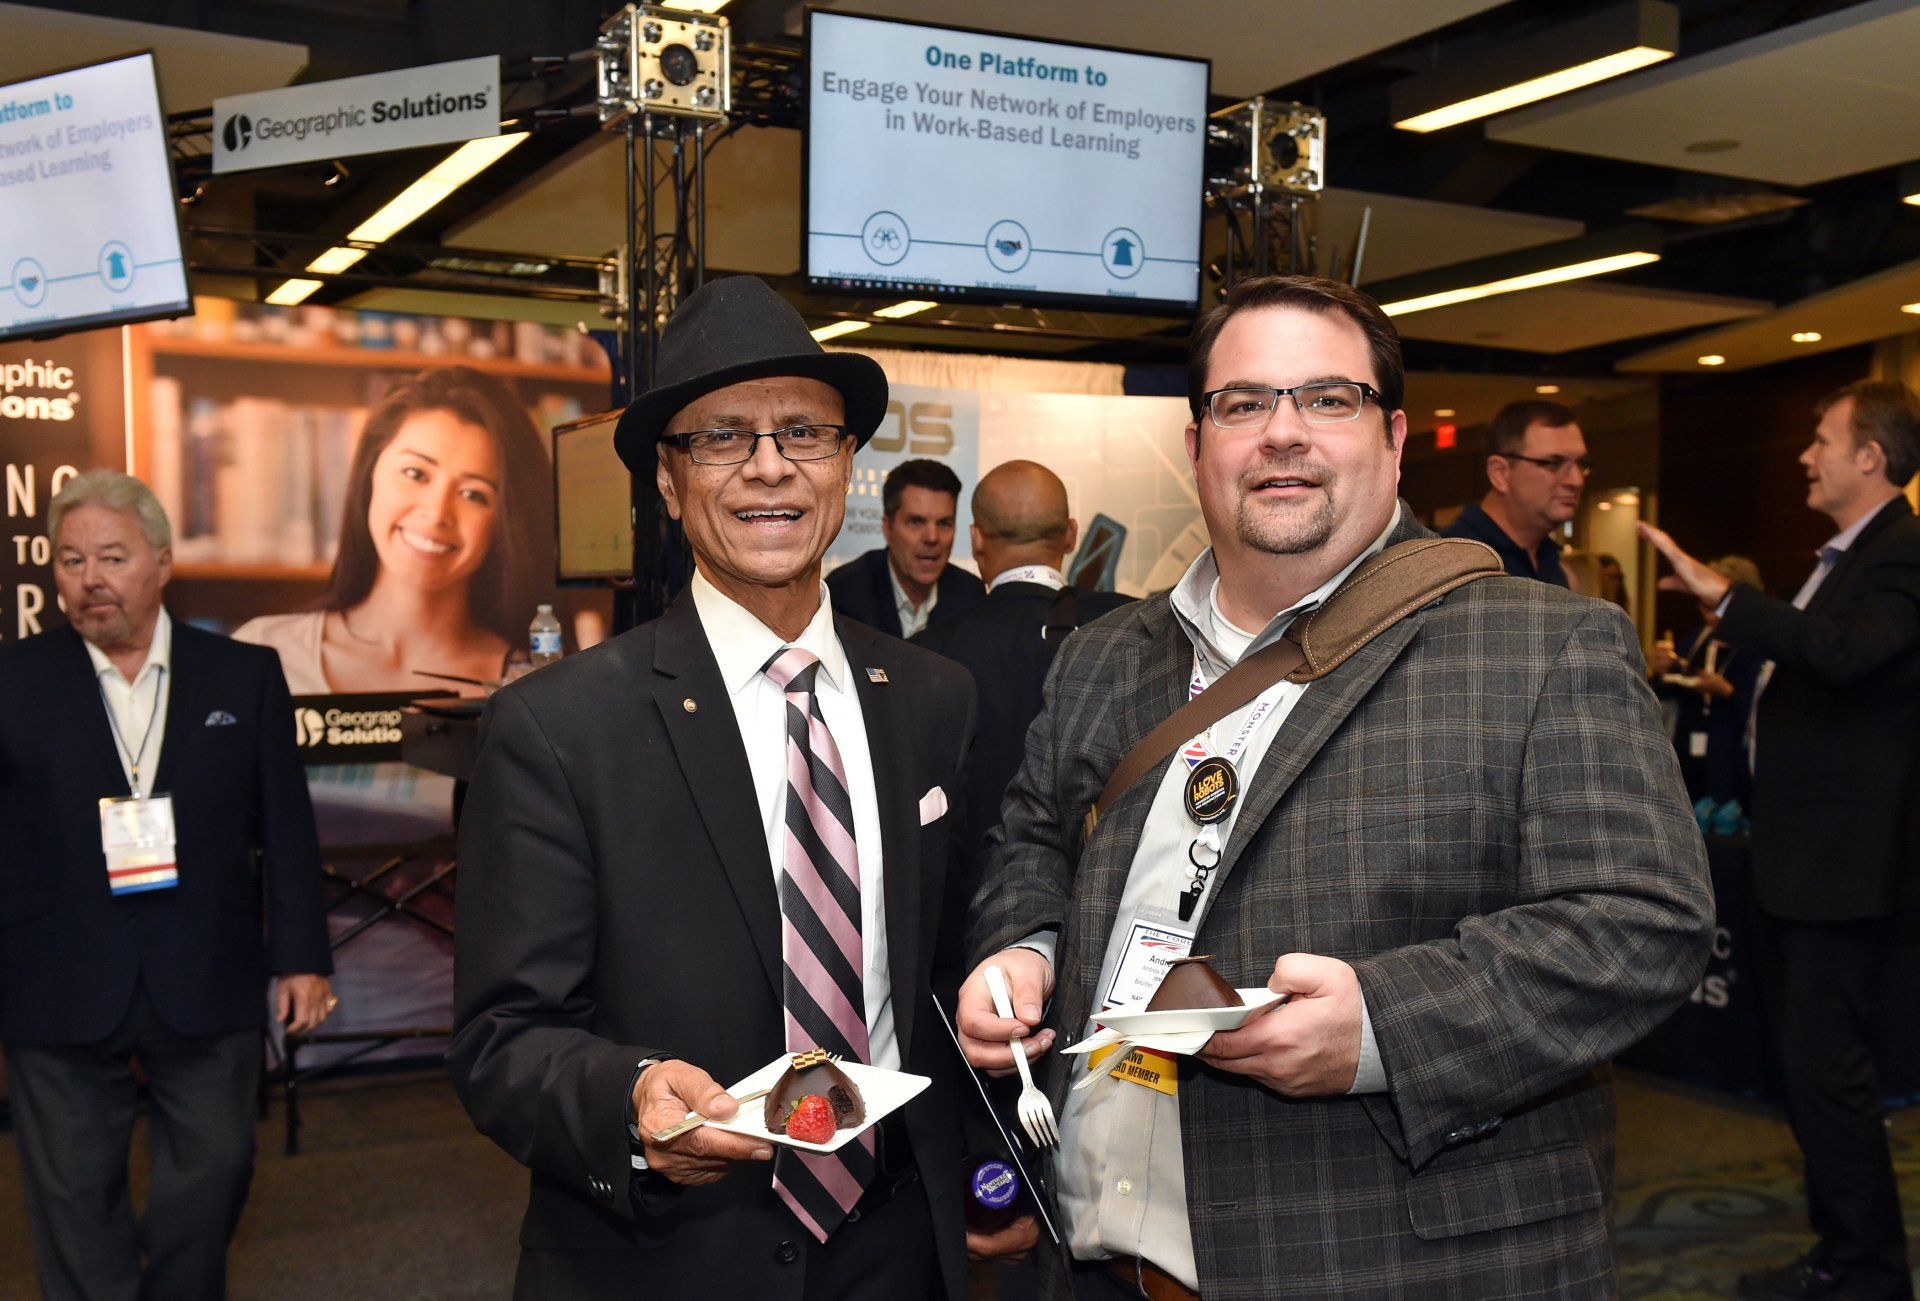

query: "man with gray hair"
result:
(0, 469), (334, 1300)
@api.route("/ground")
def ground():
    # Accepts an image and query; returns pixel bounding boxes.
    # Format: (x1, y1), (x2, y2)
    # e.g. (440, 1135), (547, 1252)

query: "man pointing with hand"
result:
(957, 275), (1711, 1298)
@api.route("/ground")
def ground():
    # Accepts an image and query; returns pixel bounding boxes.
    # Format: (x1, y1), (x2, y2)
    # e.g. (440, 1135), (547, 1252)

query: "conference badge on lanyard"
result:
(1177, 657), (1275, 922)
(99, 795), (178, 895)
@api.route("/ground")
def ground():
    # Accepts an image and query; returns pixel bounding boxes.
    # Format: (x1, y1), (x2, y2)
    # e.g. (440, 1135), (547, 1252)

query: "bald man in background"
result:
(915, 462), (1134, 867)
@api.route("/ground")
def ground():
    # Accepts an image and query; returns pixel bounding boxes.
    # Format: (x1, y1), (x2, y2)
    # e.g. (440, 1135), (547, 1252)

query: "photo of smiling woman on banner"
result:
(236, 365), (554, 694)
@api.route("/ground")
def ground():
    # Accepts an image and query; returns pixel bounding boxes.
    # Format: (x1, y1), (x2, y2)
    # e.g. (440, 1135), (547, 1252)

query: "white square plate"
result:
(1088, 988), (1287, 1038)
(698, 1056), (931, 1154)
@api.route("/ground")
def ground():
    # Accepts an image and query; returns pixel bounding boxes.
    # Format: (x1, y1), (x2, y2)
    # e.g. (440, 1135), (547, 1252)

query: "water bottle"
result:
(529, 604), (564, 669)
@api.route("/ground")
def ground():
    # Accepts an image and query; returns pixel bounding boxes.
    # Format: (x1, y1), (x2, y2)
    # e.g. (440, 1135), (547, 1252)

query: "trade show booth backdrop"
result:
(13, 300), (1890, 1095)
(0, 302), (1205, 1065)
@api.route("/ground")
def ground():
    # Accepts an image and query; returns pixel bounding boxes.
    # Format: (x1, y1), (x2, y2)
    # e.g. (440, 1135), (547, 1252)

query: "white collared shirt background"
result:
(83, 607), (173, 796)
(889, 561), (939, 640)
(988, 564), (1067, 593)
(689, 571), (900, 1072)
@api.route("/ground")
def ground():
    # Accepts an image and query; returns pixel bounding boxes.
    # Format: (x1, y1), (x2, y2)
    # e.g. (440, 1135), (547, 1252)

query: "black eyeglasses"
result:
(1499, 452), (1594, 477)
(657, 424), (851, 466)
(1200, 381), (1383, 428)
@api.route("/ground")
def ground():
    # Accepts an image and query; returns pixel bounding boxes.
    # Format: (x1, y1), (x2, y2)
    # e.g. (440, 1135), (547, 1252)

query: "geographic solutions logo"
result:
(296, 705), (403, 748)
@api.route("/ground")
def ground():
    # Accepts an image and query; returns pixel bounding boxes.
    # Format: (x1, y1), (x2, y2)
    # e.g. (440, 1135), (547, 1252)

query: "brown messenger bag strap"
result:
(1083, 536), (1503, 836)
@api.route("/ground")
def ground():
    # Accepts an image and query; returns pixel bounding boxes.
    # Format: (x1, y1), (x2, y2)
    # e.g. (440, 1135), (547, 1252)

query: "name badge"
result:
(99, 795), (178, 895)
(1102, 909), (1194, 1010)
(1088, 1044), (1178, 1095)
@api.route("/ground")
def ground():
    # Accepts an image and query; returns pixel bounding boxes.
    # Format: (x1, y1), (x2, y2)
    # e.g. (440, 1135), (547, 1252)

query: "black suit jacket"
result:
(0, 621), (330, 1045)
(826, 547), (985, 640)
(915, 582), (1135, 859)
(448, 592), (977, 1299)
(1717, 495), (1920, 921)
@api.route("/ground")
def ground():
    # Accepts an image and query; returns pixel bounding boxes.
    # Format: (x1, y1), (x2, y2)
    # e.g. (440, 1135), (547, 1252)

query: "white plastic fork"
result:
(984, 963), (1059, 1148)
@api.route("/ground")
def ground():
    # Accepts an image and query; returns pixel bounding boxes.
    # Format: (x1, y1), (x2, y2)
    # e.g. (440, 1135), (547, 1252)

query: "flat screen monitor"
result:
(805, 12), (1208, 313)
(553, 407), (634, 583)
(0, 53), (192, 343)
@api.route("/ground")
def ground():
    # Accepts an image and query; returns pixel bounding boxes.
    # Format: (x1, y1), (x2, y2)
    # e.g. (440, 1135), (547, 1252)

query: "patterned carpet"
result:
(1615, 1070), (1920, 1298)
(1, 1065), (1915, 1297)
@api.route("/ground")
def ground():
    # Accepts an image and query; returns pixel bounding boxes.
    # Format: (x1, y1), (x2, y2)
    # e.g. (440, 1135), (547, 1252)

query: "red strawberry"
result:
(785, 1094), (836, 1145)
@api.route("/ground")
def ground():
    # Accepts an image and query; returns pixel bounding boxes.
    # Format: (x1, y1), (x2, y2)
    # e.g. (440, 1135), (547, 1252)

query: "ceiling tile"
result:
(1485, 0), (1920, 186)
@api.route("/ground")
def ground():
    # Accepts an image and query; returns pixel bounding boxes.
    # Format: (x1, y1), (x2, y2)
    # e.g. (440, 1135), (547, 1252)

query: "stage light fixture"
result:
(810, 320), (871, 342)
(1535, 384), (1561, 394)
(1902, 303), (1920, 315)
(1210, 97), (1325, 197)
(874, 300), (937, 319)
(1391, 0), (1678, 133)
(600, 4), (731, 124)
(1697, 354), (1726, 365)
(1434, 408), (1456, 417)
(264, 133), (530, 306)
(1790, 331), (1822, 343)
(659, 0), (730, 12)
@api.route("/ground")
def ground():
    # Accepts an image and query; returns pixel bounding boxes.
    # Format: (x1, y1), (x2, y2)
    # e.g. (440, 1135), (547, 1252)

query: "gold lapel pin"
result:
(682, 698), (698, 713)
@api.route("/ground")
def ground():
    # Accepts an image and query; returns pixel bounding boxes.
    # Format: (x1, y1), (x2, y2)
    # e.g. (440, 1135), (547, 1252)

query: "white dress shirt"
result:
(988, 564), (1067, 593)
(889, 561), (938, 640)
(1742, 504), (1881, 758)
(689, 571), (899, 1071)
(82, 608), (172, 798)
(1024, 508), (1398, 1288)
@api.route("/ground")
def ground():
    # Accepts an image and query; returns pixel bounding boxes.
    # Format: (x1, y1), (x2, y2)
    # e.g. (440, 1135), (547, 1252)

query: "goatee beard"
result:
(1236, 469), (1338, 556)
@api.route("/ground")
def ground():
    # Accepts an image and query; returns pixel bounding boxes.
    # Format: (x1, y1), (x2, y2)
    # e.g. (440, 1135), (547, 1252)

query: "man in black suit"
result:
(0, 470), (334, 1301)
(827, 459), (985, 640)
(1645, 379), (1920, 1301)
(450, 276), (1007, 1299)
(916, 460), (1133, 860)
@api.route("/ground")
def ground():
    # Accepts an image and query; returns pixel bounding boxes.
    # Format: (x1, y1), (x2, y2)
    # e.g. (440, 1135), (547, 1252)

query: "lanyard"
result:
(1174, 654), (1290, 921)
(1181, 659), (1281, 771)
(98, 665), (166, 799)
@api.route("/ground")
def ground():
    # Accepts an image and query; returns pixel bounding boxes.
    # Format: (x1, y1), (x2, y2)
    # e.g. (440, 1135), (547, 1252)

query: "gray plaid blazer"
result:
(969, 507), (1713, 1298)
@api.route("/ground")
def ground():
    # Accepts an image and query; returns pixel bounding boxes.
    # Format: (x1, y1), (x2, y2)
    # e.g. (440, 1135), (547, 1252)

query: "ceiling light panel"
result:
(1392, 0), (1679, 133)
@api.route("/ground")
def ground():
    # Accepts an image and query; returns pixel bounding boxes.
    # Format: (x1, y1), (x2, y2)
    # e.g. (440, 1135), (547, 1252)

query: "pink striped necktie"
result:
(762, 646), (875, 1241)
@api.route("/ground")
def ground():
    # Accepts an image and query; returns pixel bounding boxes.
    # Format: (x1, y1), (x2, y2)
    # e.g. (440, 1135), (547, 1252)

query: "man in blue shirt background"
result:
(1441, 399), (1589, 586)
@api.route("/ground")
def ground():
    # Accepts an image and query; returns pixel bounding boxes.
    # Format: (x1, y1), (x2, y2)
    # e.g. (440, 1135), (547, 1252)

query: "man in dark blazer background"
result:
(0, 469), (334, 1301)
(1645, 380), (1920, 1301)
(957, 276), (1712, 1298)
(450, 276), (1012, 1299)
(916, 459), (1133, 869)
(827, 458), (985, 640)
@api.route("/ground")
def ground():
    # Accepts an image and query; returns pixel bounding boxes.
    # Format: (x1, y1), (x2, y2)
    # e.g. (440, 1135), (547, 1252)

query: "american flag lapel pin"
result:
(866, 667), (889, 684)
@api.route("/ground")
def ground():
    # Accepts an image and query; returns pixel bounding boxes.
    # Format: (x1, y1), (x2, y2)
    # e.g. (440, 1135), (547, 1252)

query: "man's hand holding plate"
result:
(632, 1060), (772, 1186)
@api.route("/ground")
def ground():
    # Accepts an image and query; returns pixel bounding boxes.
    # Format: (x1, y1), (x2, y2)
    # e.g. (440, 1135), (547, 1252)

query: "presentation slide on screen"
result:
(0, 54), (190, 341)
(808, 15), (1206, 308)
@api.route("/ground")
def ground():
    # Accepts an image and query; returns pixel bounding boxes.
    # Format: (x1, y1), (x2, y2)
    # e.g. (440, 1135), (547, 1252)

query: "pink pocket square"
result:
(918, 786), (948, 825)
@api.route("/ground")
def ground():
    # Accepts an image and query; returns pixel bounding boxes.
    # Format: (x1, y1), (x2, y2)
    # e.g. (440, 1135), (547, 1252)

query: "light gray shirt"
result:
(1021, 509), (1397, 1287)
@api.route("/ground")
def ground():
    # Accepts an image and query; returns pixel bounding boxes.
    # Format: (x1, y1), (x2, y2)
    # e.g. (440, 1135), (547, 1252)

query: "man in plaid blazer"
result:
(956, 275), (1713, 1299)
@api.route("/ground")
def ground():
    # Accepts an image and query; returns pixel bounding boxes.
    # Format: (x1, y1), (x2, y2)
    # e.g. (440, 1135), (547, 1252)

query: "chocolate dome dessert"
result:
(765, 1048), (866, 1136)
(1146, 956), (1244, 1011)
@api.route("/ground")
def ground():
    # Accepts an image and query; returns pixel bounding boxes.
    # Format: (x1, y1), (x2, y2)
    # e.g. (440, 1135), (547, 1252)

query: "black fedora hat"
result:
(613, 276), (888, 472)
